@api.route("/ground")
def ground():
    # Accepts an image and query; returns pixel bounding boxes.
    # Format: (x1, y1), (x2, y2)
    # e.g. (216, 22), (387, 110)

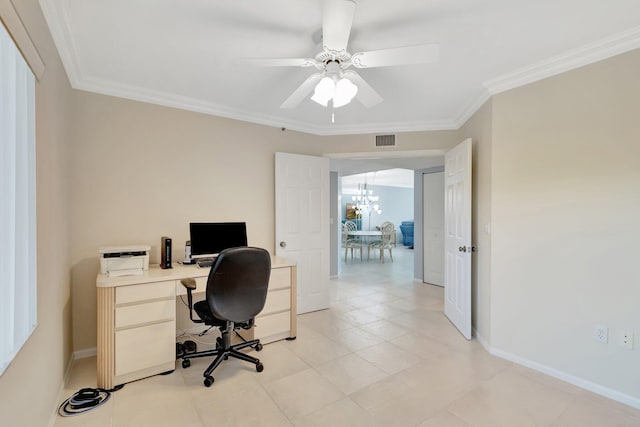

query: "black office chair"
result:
(179, 246), (271, 387)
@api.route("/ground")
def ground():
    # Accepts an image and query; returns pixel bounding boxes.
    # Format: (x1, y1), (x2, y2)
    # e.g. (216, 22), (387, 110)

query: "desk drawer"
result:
(254, 311), (290, 340)
(115, 321), (175, 376)
(269, 267), (291, 290)
(116, 281), (175, 305)
(261, 289), (290, 315)
(115, 299), (175, 329)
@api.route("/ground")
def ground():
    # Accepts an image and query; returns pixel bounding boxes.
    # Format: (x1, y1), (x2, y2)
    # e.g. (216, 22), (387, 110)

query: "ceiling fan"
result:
(247, 0), (440, 110)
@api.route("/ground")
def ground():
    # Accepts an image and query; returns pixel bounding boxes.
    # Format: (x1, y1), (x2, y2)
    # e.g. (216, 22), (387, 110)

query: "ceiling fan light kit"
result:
(246, 0), (440, 116)
(310, 65), (359, 108)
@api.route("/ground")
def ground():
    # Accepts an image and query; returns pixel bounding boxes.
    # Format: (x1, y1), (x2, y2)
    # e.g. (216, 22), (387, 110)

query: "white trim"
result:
(472, 327), (491, 352)
(37, 0), (640, 136)
(324, 149), (446, 160)
(38, 0), (81, 83)
(73, 346), (96, 360)
(476, 335), (640, 410)
(0, 0), (45, 79)
(47, 352), (76, 427)
(484, 26), (640, 95)
(72, 73), (460, 136)
(452, 89), (492, 129)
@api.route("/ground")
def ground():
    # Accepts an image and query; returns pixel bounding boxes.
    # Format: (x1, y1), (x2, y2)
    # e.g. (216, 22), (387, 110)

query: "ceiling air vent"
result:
(375, 134), (396, 148)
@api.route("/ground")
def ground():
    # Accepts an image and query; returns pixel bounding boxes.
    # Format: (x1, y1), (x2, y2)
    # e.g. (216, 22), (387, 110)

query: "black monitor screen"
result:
(189, 222), (247, 258)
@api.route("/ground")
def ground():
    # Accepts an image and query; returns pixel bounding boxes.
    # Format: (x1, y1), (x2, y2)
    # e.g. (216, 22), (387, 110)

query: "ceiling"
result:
(40, 1), (640, 136)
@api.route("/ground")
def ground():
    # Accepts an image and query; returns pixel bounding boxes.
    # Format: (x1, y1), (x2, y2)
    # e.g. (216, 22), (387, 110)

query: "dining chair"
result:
(342, 221), (363, 261)
(368, 222), (394, 263)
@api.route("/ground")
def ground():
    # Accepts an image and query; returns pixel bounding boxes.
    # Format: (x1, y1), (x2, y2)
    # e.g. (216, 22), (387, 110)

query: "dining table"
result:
(347, 230), (382, 239)
(346, 230), (382, 261)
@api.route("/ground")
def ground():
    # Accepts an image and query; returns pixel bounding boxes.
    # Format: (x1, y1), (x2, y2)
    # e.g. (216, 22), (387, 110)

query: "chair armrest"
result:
(179, 278), (202, 323)
(181, 278), (197, 290)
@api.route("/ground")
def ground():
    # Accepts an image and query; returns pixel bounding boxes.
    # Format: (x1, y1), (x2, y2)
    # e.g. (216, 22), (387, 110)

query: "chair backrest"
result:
(206, 247), (271, 323)
(344, 220), (358, 232)
(380, 222), (395, 244)
(341, 223), (349, 244)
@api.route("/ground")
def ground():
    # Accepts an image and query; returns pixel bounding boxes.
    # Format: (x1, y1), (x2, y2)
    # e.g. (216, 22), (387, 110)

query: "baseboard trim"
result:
(47, 351), (75, 427)
(73, 347), (97, 360)
(472, 327), (490, 352)
(487, 345), (640, 410)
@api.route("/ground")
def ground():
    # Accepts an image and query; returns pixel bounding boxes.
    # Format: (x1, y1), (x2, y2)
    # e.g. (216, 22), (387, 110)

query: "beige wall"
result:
(4, 2), (637, 418)
(0, 1), (74, 426)
(458, 99), (493, 343)
(490, 49), (640, 401)
(70, 91), (459, 351)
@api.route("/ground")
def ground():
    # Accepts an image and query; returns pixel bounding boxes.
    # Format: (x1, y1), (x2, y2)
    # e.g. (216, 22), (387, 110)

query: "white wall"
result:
(490, 48), (640, 405)
(413, 166), (445, 281)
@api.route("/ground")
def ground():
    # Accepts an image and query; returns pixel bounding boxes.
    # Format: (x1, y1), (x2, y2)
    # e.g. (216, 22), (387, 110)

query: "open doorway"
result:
(339, 169), (415, 273)
(327, 150), (445, 280)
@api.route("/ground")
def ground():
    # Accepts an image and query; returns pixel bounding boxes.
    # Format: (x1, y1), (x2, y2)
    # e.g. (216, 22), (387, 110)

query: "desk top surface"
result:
(97, 255), (296, 287)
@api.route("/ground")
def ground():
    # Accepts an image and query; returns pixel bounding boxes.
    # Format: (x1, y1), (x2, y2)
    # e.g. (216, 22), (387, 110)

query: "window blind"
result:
(0, 21), (37, 375)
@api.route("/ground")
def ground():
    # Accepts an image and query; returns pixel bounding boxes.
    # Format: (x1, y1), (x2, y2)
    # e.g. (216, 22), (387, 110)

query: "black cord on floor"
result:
(57, 384), (124, 417)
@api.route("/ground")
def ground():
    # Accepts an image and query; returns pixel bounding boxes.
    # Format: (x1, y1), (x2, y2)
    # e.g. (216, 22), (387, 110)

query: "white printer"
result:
(99, 245), (150, 277)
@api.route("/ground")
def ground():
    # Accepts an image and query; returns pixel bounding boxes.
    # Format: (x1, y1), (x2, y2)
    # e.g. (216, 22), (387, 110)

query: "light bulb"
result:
(333, 78), (358, 108)
(310, 77), (335, 107)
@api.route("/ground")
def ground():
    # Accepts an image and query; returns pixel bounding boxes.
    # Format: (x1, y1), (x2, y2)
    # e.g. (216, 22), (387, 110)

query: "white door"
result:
(275, 152), (330, 314)
(444, 139), (472, 340)
(423, 171), (444, 286)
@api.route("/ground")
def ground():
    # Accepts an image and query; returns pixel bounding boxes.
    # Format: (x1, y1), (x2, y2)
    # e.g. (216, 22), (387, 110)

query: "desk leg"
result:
(97, 287), (115, 390)
(289, 265), (297, 339)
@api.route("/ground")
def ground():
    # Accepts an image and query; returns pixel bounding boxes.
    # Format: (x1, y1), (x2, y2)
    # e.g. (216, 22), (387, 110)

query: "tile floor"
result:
(55, 247), (640, 426)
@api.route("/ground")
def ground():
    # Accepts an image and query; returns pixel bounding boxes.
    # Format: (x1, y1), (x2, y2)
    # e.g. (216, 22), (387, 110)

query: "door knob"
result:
(458, 246), (466, 252)
(279, 241), (286, 248)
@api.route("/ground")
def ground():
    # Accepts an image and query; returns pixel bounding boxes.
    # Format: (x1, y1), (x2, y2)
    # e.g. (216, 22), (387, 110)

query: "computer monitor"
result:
(189, 222), (248, 259)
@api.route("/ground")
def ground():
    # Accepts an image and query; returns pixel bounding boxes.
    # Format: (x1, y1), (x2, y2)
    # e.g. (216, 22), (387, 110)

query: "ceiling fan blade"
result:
(243, 58), (318, 68)
(343, 71), (382, 108)
(351, 43), (440, 68)
(280, 73), (324, 109)
(323, 0), (356, 52)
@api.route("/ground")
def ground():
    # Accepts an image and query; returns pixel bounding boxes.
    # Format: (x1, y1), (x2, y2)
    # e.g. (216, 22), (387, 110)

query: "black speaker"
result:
(160, 236), (172, 269)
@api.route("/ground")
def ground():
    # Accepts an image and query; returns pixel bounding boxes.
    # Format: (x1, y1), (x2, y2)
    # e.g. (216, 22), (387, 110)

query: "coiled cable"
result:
(58, 384), (124, 417)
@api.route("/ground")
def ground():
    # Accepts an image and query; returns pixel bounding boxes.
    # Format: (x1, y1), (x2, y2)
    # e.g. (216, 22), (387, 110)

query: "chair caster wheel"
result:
(182, 359), (190, 369)
(255, 343), (263, 352)
(256, 362), (264, 372)
(204, 376), (214, 387)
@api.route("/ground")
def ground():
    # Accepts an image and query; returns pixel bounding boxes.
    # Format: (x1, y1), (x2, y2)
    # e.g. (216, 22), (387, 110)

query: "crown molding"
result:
(38, 0), (640, 135)
(484, 26), (640, 95)
(38, 0), (84, 84)
(1, 0), (46, 79)
(452, 89), (492, 129)
(74, 74), (459, 136)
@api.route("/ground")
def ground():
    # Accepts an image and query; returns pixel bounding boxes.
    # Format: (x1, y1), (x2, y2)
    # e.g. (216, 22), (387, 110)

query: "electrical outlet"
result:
(619, 331), (634, 350)
(594, 325), (608, 344)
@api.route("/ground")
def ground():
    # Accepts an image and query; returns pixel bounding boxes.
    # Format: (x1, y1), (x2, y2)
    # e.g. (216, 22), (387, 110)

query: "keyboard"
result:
(196, 258), (215, 268)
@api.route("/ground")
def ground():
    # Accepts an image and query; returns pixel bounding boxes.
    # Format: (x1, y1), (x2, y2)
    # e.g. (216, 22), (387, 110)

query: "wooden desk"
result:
(96, 256), (296, 389)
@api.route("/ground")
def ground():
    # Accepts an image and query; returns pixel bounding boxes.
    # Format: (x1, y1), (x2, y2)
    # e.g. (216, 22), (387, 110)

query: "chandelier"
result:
(352, 183), (381, 229)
